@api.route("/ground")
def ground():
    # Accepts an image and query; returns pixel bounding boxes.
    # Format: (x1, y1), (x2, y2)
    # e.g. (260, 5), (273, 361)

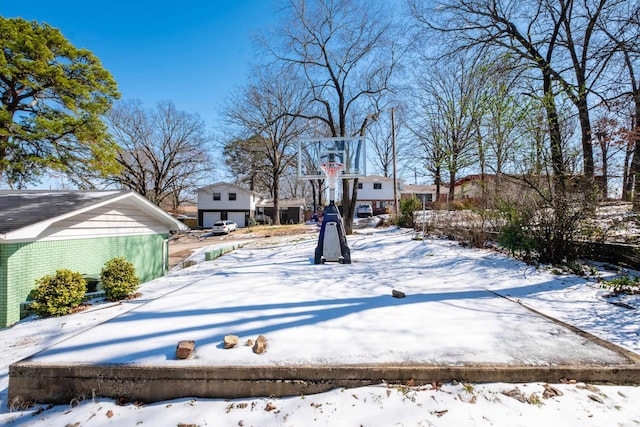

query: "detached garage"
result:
(0, 190), (189, 328)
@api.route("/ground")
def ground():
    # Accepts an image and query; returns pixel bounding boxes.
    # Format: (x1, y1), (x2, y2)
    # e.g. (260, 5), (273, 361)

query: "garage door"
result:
(203, 212), (221, 228)
(229, 212), (246, 228)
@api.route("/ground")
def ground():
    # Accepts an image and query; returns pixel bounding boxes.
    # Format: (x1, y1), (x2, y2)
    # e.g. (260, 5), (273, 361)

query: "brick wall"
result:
(0, 234), (168, 327)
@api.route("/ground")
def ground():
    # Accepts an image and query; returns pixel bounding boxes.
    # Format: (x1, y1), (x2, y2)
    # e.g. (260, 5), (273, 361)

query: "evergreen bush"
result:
(100, 257), (140, 300)
(30, 269), (87, 317)
(397, 197), (422, 228)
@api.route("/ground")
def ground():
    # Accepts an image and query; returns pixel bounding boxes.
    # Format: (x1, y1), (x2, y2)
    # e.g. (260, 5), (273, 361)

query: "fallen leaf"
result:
(542, 384), (563, 399)
(502, 387), (526, 403)
(587, 394), (604, 404)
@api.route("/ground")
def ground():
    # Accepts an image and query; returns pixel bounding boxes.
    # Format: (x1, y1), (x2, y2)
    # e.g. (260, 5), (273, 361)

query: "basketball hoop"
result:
(320, 161), (344, 190)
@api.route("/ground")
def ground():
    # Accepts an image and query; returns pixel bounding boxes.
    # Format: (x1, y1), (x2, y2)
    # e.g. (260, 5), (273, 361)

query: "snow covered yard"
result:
(0, 227), (639, 426)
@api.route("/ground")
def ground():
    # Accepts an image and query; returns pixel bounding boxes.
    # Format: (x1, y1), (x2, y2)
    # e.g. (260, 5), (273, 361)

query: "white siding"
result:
(38, 200), (169, 241)
(198, 184), (256, 211)
(351, 177), (395, 201)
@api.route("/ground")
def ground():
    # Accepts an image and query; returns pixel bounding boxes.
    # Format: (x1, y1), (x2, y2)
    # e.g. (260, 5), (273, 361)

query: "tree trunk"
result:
(477, 130), (487, 203)
(542, 71), (566, 194)
(273, 174), (281, 225)
(448, 169), (456, 203)
(622, 131), (633, 201)
(349, 177), (360, 227)
(435, 168), (441, 201)
(577, 96), (595, 183)
(311, 180), (318, 214)
(601, 157), (608, 199)
(0, 142), (6, 178)
(632, 97), (640, 210)
(342, 179), (353, 234)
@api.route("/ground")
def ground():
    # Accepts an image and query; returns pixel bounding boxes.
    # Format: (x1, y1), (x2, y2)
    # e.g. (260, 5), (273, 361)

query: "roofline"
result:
(197, 182), (262, 197)
(1, 191), (188, 241)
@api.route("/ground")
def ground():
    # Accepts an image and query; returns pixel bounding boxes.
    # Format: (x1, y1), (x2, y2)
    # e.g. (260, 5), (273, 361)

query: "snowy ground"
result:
(1, 227), (639, 426)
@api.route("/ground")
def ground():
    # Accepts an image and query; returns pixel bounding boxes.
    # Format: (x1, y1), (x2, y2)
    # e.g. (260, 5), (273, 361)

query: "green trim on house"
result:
(0, 234), (169, 328)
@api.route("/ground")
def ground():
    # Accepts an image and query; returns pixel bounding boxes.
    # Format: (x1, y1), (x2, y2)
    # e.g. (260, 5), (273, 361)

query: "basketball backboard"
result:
(297, 137), (366, 180)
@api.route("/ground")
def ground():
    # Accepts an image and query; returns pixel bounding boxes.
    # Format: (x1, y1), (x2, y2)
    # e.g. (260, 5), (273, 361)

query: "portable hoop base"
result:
(314, 201), (351, 264)
(313, 161), (351, 264)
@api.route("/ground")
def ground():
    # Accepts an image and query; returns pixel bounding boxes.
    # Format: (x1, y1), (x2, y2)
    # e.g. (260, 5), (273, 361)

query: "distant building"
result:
(348, 175), (399, 214)
(256, 198), (307, 224)
(196, 183), (261, 228)
(400, 184), (449, 204)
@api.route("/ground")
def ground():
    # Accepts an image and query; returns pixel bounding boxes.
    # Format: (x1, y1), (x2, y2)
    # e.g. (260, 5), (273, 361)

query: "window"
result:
(213, 192), (221, 201)
(373, 183), (382, 190)
(357, 183), (363, 189)
(228, 192), (237, 201)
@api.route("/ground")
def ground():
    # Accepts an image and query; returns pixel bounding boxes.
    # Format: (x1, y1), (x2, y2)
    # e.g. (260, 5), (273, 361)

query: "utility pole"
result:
(391, 108), (399, 219)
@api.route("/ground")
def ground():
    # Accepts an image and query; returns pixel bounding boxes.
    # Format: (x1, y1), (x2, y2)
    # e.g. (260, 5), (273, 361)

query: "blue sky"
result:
(2, 0), (278, 132)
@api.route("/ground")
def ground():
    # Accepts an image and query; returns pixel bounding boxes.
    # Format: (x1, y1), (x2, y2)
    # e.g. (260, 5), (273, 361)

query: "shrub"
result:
(396, 197), (422, 228)
(602, 276), (640, 295)
(100, 257), (140, 300)
(494, 187), (597, 265)
(30, 269), (87, 317)
(497, 202), (535, 260)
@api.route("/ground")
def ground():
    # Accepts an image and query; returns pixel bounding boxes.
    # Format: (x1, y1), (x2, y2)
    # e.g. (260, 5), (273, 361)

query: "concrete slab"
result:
(9, 363), (640, 404)
(8, 233), (640, 404)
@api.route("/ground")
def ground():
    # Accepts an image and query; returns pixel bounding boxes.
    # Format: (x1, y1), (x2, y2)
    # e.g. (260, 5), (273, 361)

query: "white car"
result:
(212, 220), (237, 234)
(356, 204), (373, 218)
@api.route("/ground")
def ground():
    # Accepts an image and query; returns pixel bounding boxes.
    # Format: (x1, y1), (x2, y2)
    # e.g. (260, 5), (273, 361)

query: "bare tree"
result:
(368, 106), (409, 178)
(106, 100), (212, 209)
(598, 2), (640, 206)
(478, 57), (536, 194)
(266, 0), (400, 233)
(409, 116), (447, 200)
(412, 56), (484, 202)
(222, 67), (309, 225)
(409, 0), (618, 192)
(593, 116), (628, 198)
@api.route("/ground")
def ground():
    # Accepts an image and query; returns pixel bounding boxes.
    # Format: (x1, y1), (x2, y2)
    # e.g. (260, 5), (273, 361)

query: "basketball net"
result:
(320, 161), (344, 202)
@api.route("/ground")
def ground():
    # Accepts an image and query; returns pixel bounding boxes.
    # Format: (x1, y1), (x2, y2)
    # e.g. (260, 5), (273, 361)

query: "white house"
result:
(349, 175), (399, 213)
(197, 183), (261, 228)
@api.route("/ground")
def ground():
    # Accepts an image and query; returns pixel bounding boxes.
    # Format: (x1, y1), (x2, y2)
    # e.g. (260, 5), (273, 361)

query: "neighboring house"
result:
(349, 175), (400, 214)
(0, 190), (189, 328)
(454, 174), (489, 199)
(197, 183), (261, 228)
(400, 184), (449, 204)
(256, 198), (306, 224)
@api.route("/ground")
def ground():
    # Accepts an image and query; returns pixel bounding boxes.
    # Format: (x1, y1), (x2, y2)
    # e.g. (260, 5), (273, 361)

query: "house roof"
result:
(197, 182), (261, 196)
(256, 198), (307, 208)
(0, 190), (188, 240)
